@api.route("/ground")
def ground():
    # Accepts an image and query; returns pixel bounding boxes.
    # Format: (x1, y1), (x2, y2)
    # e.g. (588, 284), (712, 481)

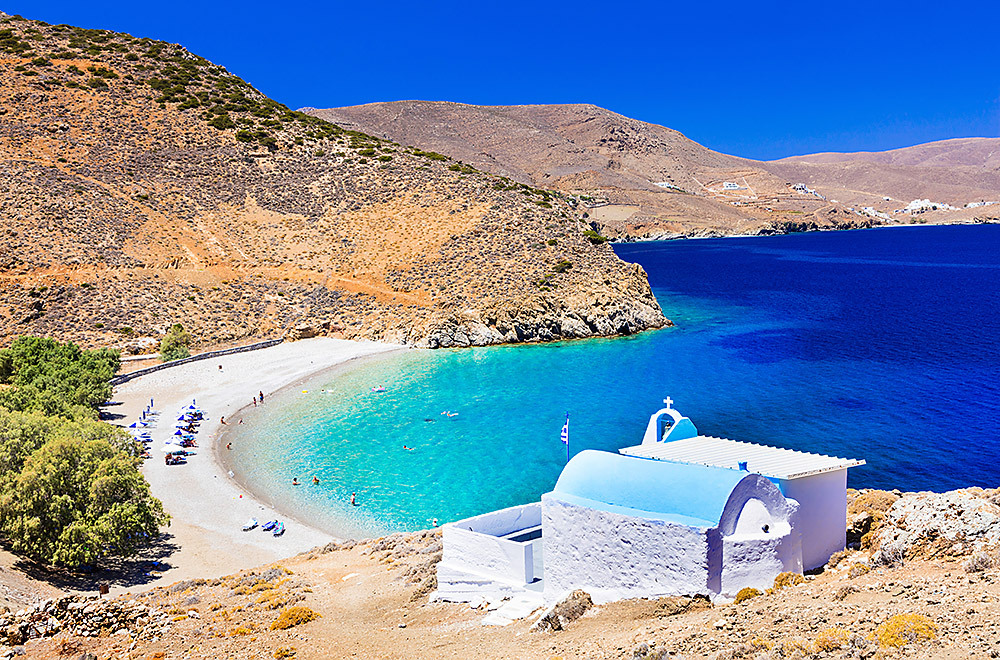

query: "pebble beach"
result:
(110, 337), (405, 592)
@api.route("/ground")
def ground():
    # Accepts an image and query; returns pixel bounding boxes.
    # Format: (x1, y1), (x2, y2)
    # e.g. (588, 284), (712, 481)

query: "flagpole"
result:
(560, 412), (570, 463)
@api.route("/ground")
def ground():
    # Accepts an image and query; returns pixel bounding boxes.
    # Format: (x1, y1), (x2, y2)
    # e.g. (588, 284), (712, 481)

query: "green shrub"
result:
(583, 229), (608, 244)
(86, 65), (118, 79)
(208, 114), (236, 130)
(0, 337), (119, 417)
(159, 323), (191, 362)
(413, 149), (448, 161)
(552, 260), (572, 274)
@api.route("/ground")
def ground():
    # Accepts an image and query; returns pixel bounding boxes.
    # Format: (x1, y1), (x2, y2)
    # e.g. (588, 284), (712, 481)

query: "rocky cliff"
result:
(0, 14), (667, 353)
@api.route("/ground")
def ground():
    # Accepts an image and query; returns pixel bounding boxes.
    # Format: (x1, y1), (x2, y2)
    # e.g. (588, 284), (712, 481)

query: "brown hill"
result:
(0, 14), (667, 353)
(305, 102), (1000, 238)
(766, 137), (1000, 208)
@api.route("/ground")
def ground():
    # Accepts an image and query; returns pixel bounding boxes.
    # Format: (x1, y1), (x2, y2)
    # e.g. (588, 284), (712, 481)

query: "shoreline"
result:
(111, 337), (405, 594)
(213, 349), (402, 541)
(609, 216), (1000, 244)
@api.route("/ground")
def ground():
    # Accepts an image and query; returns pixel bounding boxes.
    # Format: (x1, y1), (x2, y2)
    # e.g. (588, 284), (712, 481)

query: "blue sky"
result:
(9, 1), (1000, 160)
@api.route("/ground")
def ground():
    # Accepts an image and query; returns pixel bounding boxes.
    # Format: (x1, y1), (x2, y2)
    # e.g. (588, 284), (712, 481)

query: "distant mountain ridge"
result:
(775, 137), (1000, 169)
(305, 101), (1000, 239)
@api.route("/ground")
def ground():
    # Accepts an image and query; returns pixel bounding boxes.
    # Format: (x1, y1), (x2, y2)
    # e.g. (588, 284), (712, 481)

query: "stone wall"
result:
(110, 339), (283, 386)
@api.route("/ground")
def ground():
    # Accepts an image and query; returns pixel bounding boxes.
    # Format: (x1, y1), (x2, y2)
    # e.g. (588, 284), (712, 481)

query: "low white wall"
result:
(778, 470), (847, 570)
(452, 501), (541, 537)
(541, 495), (711, 604)
(720, 531), (802, 596)
(441, 503), (540, 585)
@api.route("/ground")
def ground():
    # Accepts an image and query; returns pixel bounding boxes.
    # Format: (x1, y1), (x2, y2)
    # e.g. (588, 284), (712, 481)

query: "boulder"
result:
(531, 589), (593, 632)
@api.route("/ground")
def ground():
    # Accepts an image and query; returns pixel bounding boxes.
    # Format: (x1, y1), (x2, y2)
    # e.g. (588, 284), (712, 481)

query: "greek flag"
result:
(560, 413), (569, 445)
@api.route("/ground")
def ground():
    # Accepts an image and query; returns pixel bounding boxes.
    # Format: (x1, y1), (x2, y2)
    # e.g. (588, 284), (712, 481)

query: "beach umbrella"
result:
(161, 446), (183, 453)
(174, 430), (183, 435)
(129, 422), (138, 428)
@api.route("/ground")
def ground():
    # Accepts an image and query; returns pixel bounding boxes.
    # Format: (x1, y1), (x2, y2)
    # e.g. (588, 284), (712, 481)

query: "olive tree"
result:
(0, 437), (168, 566)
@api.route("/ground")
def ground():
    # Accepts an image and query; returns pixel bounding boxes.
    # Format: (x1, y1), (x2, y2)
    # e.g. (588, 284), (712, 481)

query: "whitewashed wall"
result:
(720, 531), (802, 596)
(779, 469), (847, 569)
(541, 495), (712, 604)
(437, 502), (541, 603)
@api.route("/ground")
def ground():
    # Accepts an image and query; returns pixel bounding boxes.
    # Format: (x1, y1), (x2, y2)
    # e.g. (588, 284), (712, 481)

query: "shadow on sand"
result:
(7, 532), (182, 594)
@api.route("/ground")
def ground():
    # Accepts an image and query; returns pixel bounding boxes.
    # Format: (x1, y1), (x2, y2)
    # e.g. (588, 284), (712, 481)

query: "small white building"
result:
(620, 402), (864, 570)
(542, 450), (802, 602)
(722, 182), (742, 190)
(435, 401), (864, 606)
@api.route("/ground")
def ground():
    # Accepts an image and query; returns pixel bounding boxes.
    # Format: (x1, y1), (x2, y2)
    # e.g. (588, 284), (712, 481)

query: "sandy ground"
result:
(109, 338), (405, 595)
(24, 532), (999, 660)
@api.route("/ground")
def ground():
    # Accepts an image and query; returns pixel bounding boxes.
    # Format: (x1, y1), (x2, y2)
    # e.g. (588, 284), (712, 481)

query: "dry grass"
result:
(872, 613), (937, 648)
(772, 571), (805, 590)
(270, 606), (320, 630)
(814, 627), (850, 651)
(733, 587), (761, 604)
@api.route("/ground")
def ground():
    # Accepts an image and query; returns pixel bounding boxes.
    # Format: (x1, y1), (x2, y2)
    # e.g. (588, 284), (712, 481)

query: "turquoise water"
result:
(229, 225), (1000, 538)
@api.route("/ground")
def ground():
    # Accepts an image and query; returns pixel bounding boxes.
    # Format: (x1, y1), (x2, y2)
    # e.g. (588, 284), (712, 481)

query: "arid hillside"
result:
(306, 102), (1000, 239)
(0, 13), (667, 354)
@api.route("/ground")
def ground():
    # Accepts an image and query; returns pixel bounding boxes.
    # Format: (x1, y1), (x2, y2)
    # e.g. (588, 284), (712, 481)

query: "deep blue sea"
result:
(228, 224), (1000, 538)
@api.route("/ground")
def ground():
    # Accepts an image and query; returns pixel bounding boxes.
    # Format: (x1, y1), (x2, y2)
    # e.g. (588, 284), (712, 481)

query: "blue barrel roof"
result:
(550, 450), (749, 527)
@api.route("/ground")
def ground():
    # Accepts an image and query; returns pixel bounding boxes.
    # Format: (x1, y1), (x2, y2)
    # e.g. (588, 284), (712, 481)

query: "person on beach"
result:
(253, 397), (257, 407)
(292, 477), (300, 486)
(239, 419), (244, 425)
(259, 391), (264, 403)
(351, 492), (357, 506)
(312, 476), (320, 485)
(226, 442), (232, 450)
(220, 416), (227, 425)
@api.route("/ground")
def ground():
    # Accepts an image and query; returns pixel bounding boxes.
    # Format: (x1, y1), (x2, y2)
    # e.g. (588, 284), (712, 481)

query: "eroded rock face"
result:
(872, 489), (1000, 564)
(413, 262), (669, 348)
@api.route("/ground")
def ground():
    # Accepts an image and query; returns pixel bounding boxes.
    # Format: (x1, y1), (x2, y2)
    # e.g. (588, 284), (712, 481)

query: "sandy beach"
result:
(110, 337), (405, 594)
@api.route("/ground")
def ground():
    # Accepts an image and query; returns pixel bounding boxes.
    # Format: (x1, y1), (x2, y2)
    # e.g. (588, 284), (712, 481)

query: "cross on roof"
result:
(663, 396), (674, 409)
